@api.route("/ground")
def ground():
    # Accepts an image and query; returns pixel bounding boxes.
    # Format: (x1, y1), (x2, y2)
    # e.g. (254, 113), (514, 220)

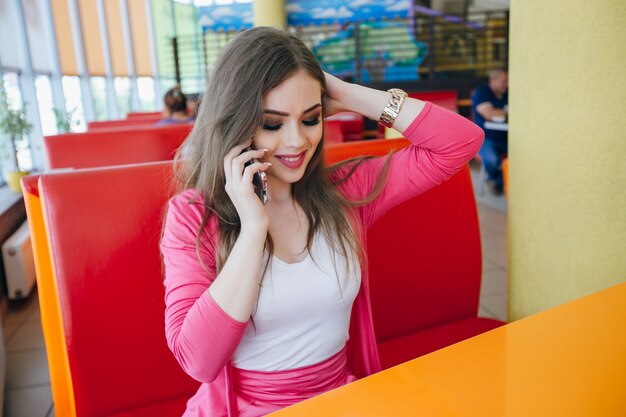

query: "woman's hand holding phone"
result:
(223, 139), (271, 236)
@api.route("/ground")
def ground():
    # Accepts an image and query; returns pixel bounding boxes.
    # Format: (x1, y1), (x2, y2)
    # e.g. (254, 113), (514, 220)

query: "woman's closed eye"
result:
(262, 121), (282, 131)
(262, 114), (322, 131)
(303, 115), (321, 126)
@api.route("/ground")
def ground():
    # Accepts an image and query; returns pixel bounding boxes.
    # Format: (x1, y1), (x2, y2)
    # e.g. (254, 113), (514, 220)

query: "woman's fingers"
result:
(223, 138), (253, 181)
(223, 141), (270, 204)
(241, 160), (271, 186)
(222, 141), (272, 231)
(231, 148), (268, 181)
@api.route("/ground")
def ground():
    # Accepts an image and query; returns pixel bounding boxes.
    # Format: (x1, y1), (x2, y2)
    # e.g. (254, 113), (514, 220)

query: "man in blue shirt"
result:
(472, 69), (508, 194)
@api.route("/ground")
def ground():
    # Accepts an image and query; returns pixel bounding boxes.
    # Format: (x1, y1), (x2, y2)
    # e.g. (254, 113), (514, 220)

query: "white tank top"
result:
(232, 234), (361, 371)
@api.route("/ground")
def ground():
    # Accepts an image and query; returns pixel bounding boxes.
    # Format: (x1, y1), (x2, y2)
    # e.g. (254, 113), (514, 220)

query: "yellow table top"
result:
(272, 282), (626, 417)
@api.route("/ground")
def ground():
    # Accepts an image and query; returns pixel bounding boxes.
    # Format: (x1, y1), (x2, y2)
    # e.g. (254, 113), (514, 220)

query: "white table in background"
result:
(484, 121), (509, 131)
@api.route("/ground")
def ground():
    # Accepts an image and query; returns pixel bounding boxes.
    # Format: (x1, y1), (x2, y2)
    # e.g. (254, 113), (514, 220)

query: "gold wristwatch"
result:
(379, 88), (408, 128)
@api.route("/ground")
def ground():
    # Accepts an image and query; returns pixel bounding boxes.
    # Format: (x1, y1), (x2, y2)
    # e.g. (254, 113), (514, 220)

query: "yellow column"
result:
(508, 1), (626, 320)
(253, 0), (285, 29)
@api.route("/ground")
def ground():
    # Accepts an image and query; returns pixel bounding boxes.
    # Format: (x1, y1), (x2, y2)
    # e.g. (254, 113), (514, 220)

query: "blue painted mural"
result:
(198, 0), (411, 32)
(312, 21), (427, 82)
(198, 2), (253, 31)
(196, 0), (422, 82)
(287, 0), (410, 26)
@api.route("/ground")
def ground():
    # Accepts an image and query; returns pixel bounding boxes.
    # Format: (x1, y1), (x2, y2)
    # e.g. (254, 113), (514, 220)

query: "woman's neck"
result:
(169, 111), (189, 120)
(267, 176), (293, 205)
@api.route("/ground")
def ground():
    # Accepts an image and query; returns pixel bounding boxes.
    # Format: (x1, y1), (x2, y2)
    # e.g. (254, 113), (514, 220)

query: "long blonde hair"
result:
(174, 27), (391, 282)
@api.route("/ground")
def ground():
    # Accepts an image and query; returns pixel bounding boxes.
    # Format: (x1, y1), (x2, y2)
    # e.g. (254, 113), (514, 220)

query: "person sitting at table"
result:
(155, 85), (195, 126)
(472, 68), (508, 195)
(160, 26), (484, 417)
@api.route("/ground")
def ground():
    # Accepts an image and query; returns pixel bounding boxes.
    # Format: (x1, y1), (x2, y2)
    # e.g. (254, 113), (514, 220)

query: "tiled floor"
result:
(1, 166), (508, 416)
(2, 293), (54, 417)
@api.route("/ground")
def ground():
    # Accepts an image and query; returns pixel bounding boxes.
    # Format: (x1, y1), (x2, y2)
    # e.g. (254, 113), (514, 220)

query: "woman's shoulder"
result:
(327, 158), (378, 199)
(166, 189), (214, 230)
(170, 188), (202, 206)
(168, 188), (204, 214)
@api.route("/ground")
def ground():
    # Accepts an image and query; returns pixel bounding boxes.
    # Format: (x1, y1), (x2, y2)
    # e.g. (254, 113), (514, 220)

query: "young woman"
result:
(160, 27), (483, 417)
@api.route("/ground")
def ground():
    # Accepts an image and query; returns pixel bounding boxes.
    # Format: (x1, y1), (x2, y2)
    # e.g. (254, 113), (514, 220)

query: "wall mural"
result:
(197, 0), (422, 82)
(198, 2), (253, 31)
(287, 0), (410, 26)
(198, 0), (411, 32)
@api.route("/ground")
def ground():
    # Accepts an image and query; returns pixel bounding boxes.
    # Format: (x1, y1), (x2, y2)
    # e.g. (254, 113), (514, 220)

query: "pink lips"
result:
(274, 151), (306, 169)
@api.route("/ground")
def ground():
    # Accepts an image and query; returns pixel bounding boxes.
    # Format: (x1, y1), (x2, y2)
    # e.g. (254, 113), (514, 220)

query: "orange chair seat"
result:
(377, 317), (504, 370)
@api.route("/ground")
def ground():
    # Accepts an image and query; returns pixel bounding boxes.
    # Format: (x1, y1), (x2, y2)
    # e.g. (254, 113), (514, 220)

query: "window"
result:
(114, 77), (132, 118)
(137, 77), (157, 112)
(90, 77), (108, 120)
(0, 71), (33, 175)
(34, 75), (57, 136)
(61, 76), (87, 132)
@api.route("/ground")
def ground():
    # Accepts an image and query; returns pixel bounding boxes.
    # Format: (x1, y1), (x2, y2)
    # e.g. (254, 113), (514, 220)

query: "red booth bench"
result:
(44, 123), (192, 169)
(87, 118), (162, 131)
(409, 91), (459, 113)
(34, 138), (502, 415)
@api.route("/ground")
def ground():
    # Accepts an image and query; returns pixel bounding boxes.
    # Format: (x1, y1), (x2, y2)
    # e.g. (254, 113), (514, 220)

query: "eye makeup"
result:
(262, 113), (322, 132)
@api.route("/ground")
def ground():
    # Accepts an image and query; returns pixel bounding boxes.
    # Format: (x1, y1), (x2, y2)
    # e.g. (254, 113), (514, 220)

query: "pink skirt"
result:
(232, 347), (357, 416)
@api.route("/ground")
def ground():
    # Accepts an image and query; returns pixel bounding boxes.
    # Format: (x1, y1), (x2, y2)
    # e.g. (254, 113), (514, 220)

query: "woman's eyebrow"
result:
(263, 103), (322, 117)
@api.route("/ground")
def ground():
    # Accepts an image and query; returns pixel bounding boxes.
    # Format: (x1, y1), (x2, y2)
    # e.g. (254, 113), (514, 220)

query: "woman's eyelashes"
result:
(262, 122), (282, 131)
(303, 116), (322, 126)
(261, 114), (321, 132)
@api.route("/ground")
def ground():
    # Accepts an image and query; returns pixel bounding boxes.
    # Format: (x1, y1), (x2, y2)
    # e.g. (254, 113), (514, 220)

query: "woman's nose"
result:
(282, 123), (306, 148)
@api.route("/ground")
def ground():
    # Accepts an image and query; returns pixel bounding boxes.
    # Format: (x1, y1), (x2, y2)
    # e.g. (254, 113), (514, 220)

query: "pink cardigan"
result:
(160, 102), (484, 416)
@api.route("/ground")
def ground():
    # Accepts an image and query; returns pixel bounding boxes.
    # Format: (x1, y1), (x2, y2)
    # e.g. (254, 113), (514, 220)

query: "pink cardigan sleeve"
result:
(160, 191), (248, 383)
(336, 102), (484, 227)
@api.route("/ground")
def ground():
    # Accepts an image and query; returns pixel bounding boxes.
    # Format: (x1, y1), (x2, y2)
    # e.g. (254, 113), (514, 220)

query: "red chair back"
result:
(126, 111), (162, 119)
(324, 120), (344, 143)
(326, 112), (365, 141)
(44, 123), (192, 169)
(87, 117), (161, 130)
(39, 161), (199, 416)
(325, 138), (409, 165)
(324, 138), (501, 368)
(367, 165), (481, 340)
(409, 91), (459, 112)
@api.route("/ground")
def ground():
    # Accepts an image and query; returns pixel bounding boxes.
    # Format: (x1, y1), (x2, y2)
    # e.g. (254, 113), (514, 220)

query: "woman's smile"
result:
(274, 151), (307, 169)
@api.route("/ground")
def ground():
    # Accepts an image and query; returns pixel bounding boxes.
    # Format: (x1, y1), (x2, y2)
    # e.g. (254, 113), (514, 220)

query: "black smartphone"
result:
(244, 147), (268, 205)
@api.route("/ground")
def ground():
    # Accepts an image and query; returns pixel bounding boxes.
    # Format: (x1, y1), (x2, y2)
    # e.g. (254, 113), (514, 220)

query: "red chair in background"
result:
(325, 138), (409, 164)
(325, 138), (505, 370)
(87, 118), (162, 131)
(324, 120), (345, 144)
(326, 112), (365, 141)
(126, 111), (162, 119)
(44, 123), (192, 169)
(409, 91), (459, 113)
(39, 162), (199, 416)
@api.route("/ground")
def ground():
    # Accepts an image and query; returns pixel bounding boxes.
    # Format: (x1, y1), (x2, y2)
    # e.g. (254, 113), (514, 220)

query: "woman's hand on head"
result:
(223, 139), (271, 236)
(323, 72), (350, 117)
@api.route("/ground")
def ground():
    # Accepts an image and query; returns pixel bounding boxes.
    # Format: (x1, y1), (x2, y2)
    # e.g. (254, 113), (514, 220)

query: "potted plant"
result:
(53, 107), (79, 134)
(0, 79), (32, 192)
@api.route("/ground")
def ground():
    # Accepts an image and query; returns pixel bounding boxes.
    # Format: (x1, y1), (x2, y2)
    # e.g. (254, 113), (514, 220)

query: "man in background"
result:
(472, 69), (508, 195)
